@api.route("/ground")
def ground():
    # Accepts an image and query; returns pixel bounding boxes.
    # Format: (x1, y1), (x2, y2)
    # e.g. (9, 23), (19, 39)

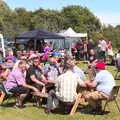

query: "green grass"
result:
(0, 62), (120, 120)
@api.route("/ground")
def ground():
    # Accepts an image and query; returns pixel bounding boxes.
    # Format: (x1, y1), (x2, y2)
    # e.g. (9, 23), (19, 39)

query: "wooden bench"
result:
(32, 92), (48, 108)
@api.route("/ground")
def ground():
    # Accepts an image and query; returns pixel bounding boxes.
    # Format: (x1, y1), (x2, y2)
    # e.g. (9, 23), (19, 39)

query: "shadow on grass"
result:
(0, 102), (16, 107)
(51, 106), (111, 116)
(79, 109), (110, 115)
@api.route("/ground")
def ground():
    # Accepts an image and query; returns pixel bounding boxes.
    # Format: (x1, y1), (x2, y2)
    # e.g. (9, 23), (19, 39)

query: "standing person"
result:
(88, 49), (98, 66)
(115, 49), (120, 69)
(43, 42), (52, 54)
(83, 62), (115, 113)
(99, 39), (107, 62)
(106, 40), (114, 64)
(83, 40), (88, 60)
(45, 60), (86, 114)
(87, 39), (95, 59)
(106, 40), (113, 56)
(49, 41), (53, 50)
(116, 49), (120, 59)
(76, 40), (84, 60)
(27, 40), (34, 50)
(71, 43), (77, 57)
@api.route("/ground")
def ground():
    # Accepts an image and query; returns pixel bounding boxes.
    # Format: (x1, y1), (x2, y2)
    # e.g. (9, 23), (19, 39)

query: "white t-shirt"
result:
(95, 70), (115, 96)
(100, 40), (107, 51)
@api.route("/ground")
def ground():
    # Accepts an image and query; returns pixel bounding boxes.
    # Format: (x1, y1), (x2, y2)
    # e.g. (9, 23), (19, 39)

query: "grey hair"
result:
(65, 60), (74, 70)
(18, 61), (26, 66)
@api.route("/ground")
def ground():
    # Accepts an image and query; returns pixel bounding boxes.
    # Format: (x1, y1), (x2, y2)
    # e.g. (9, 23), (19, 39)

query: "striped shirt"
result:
(56, 70), (84, 102)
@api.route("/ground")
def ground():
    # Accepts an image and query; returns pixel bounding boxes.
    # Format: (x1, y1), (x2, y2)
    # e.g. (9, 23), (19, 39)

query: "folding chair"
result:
(103, 85), (120, 112)
(115, 59), (120, 80)
(0, 83), (14, 105)
(115, 68), (120, 80)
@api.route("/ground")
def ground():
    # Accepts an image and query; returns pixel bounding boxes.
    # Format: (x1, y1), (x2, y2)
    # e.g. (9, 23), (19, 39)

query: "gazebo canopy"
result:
(15, 29), (65, 40)
(59, 27), (87, 38)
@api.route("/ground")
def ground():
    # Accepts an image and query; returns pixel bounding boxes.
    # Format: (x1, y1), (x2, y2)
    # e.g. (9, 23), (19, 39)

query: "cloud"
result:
(95, 12), (120, 26)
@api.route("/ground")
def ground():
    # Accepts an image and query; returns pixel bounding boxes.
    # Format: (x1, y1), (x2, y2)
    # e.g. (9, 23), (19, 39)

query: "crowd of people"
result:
(72, 39), (114, 62)
(0, 39), (119, 115)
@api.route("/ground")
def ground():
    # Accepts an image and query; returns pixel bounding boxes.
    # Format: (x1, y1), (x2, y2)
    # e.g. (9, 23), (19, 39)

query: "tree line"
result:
(0, 0), (120, 48)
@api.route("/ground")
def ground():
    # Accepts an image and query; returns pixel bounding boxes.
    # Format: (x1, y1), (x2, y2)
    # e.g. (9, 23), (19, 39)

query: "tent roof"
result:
(59, 27), (87, 38)
(59, 28), (76, 37)
(15, 29), (65, 40)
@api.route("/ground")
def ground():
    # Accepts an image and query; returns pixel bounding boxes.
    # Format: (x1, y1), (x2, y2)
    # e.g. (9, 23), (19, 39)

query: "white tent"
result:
(59, 27), (87, 38)
(59, 27), (76, 37)
(0, 34), (5, 57)
(59, 28), (87, 50)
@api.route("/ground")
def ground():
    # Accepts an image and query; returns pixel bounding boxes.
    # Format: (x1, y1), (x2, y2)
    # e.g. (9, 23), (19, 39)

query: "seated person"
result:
(45, 60), (86, 114)
(13, 56), (28, 70)
(84, 49), (98, 81)
(0, 65), (10, 81)
(5, 48), (17, 63)
(4, 56), (14, 70)
(26, 57), (45, 93)
(83, 62), (115, 113)
(72, 59), (86, 81)
(2, 61), (29, 107)
(43, 57), (59, 83)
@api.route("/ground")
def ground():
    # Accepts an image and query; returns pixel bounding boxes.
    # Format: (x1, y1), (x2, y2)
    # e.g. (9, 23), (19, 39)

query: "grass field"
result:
(0, 62), (120, 120)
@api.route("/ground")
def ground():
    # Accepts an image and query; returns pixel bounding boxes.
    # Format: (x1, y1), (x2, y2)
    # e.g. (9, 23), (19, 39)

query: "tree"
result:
(61, 6), (101, 33)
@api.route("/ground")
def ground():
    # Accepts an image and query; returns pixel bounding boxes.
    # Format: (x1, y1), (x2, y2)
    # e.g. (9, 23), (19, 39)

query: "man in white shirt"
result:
(100, 40), (107, 61)
(45, 60), (86, 114)
(100, 40), (107, 52)
(83, 62), (115, 113)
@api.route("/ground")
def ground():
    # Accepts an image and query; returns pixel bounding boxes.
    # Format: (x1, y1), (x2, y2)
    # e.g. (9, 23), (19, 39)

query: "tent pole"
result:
(34, 39), (37, 50)
(0, 34), (5, 57)
(64, 38), (65, 49)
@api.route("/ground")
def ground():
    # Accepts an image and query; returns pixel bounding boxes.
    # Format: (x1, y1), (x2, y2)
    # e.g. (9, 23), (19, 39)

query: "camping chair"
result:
(115, 58), (120, 80)
(0, 83), (14, 105)
(103, 85), (120, 112)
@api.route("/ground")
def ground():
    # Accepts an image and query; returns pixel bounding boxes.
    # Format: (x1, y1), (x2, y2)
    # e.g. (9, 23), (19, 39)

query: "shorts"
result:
(9, 86), (28, 95)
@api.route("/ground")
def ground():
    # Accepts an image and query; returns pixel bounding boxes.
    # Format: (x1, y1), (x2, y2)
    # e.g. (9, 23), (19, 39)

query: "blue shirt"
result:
(52, 51), (62, 57)
(95, 70), (115, 96)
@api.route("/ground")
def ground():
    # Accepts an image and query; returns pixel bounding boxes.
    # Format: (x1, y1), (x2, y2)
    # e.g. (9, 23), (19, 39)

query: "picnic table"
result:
(32, 92), (48, 108)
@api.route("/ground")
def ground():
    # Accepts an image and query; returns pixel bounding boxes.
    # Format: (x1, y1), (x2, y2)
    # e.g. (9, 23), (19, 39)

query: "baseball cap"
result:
(95, 62), (105, 70)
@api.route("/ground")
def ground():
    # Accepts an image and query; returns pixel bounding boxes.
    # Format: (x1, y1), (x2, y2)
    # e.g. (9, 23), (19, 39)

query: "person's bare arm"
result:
(85, 81), (97, 87)
(30, 75), (45, 87)
(22, 83), (39, 92)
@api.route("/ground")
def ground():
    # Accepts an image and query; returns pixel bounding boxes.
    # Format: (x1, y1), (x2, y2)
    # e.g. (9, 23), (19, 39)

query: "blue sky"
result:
(3, 0), (120, 26)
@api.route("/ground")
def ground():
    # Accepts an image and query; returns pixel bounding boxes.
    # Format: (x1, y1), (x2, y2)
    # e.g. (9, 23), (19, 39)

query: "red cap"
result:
(96, 62), (105, 70)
